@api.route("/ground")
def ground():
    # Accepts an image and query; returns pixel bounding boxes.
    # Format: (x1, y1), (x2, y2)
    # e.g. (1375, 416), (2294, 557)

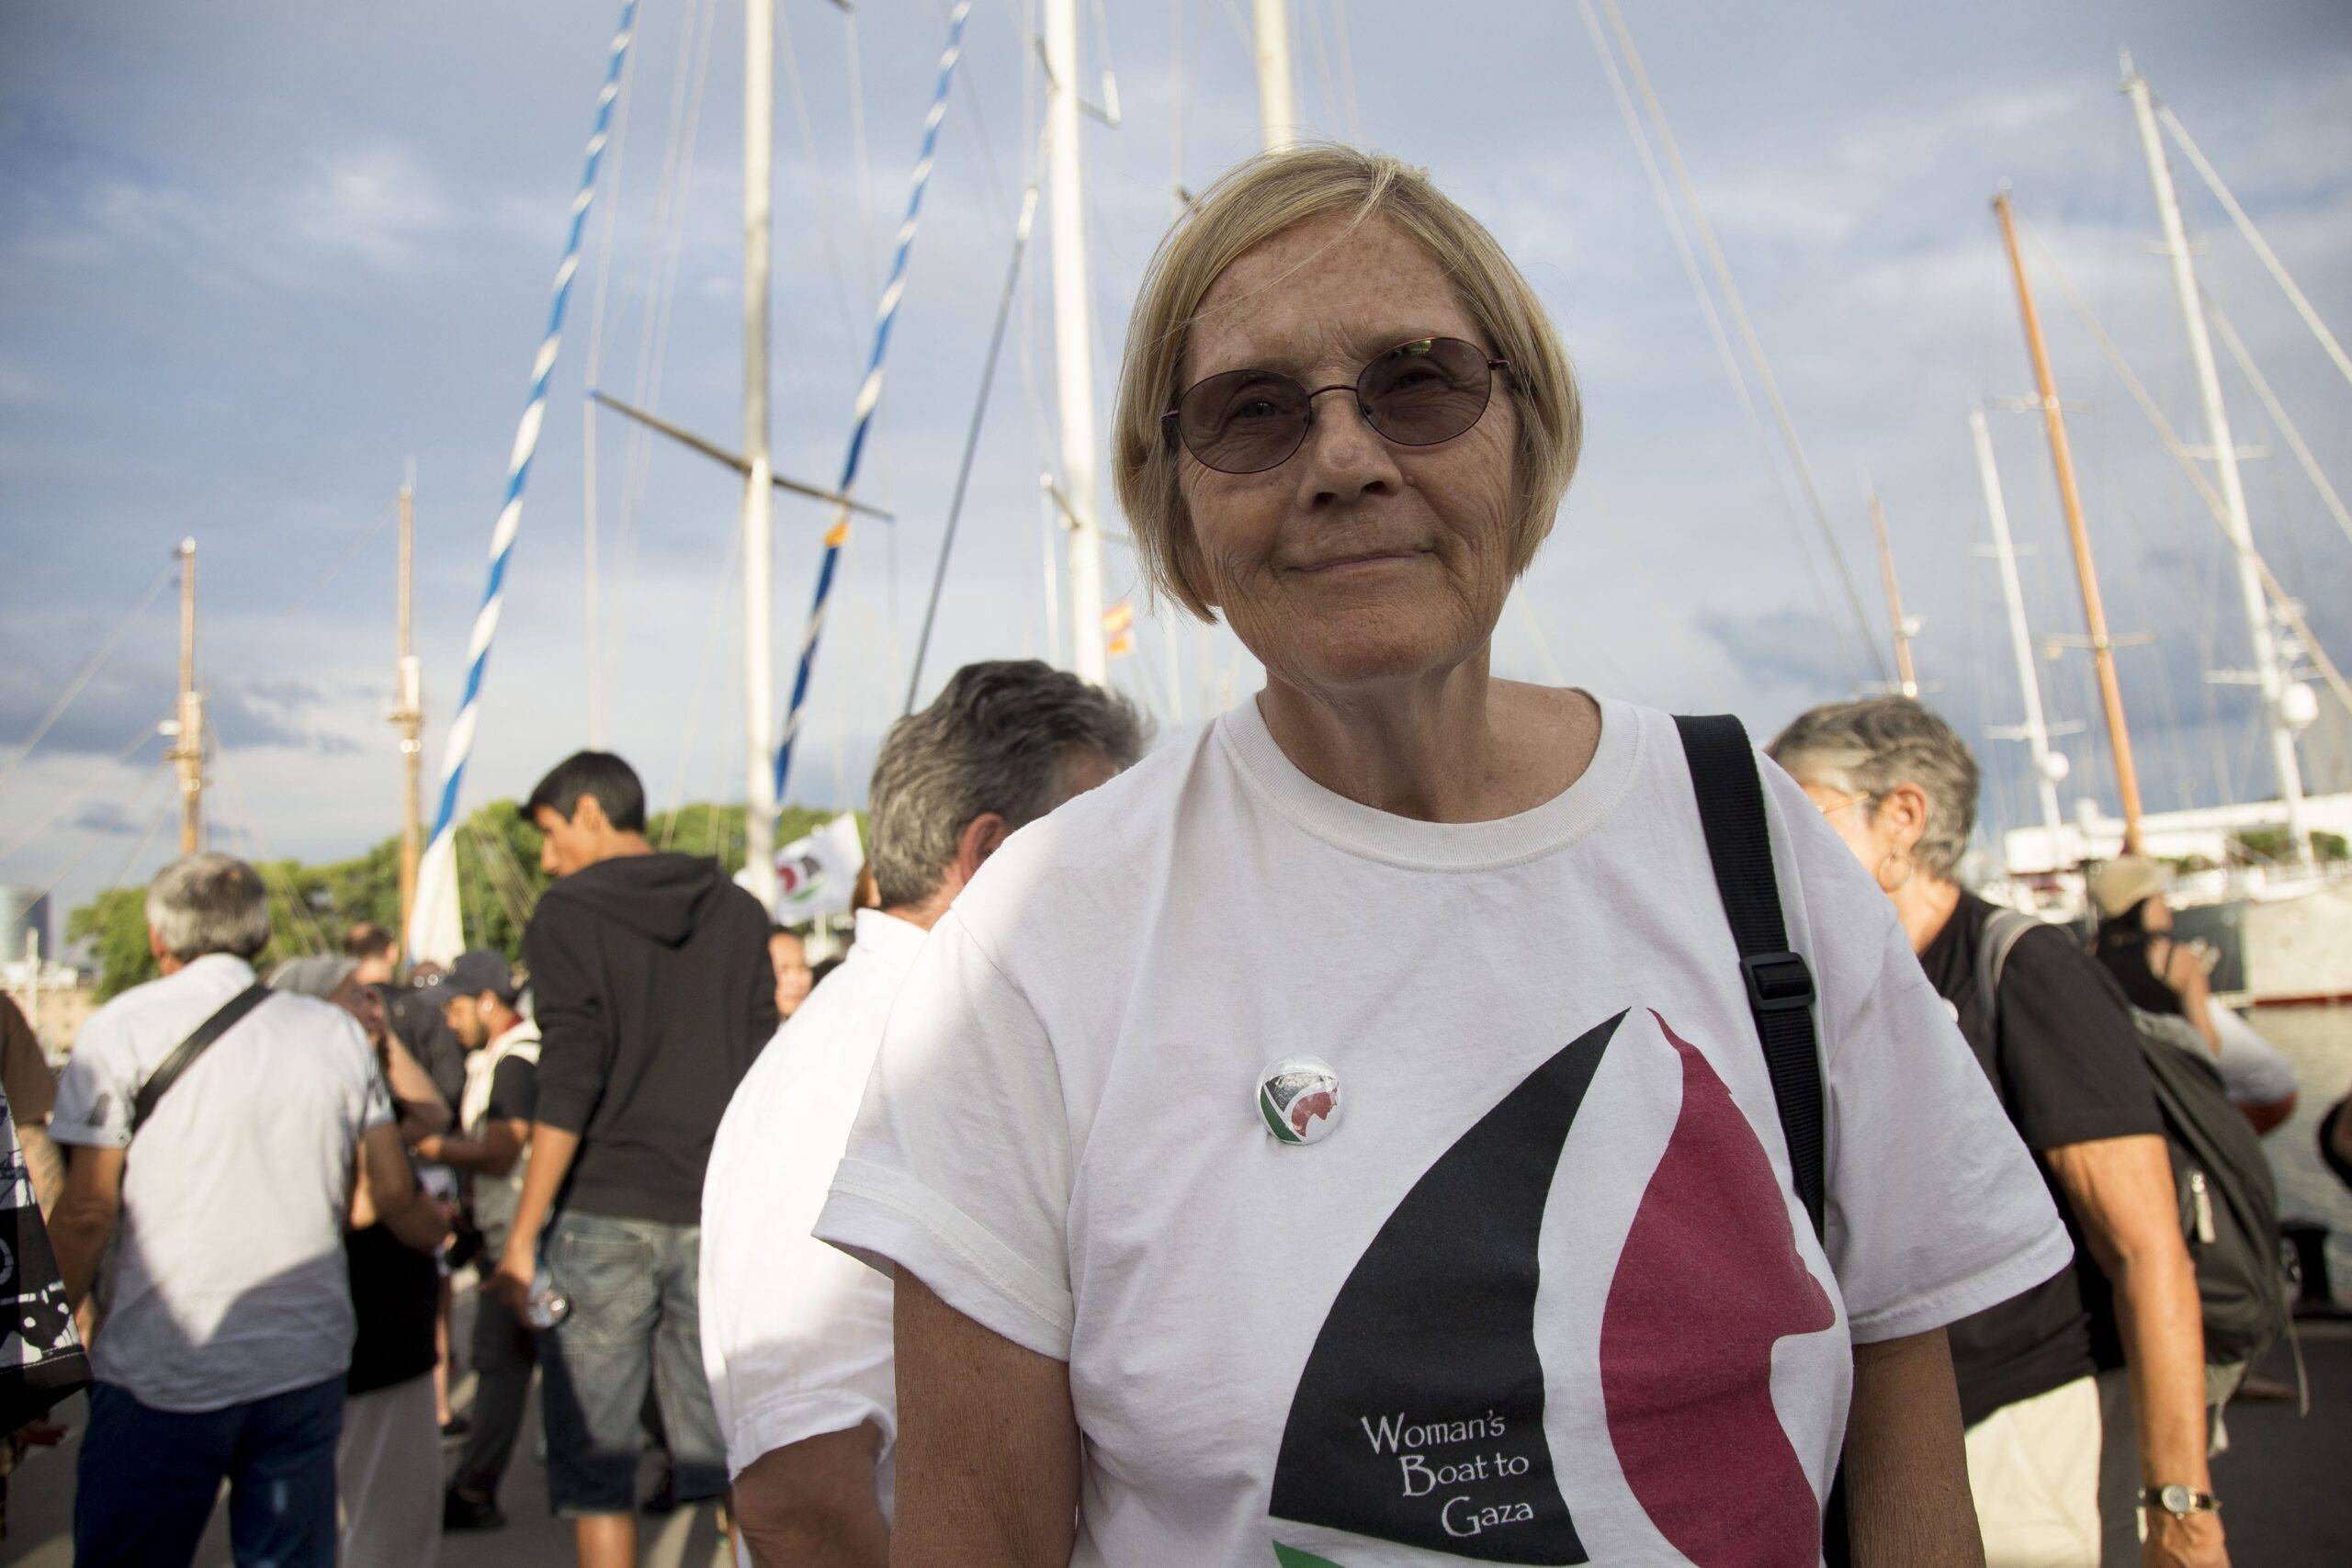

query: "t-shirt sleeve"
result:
(813, 910), (1075, 1361)
(1760, 766), (2074, 1346)
(47, 1014), (139, 1149)
(1992, 928), (2164, 1151)
(486, 1055), (538, 1124)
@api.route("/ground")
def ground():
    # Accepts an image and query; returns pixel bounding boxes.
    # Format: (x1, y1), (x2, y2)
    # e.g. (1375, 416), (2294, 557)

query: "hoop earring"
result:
(1875, 850), (1915, 894)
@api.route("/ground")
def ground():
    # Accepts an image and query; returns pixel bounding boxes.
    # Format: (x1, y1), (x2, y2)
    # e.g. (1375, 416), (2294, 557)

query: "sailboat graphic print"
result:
(1268, 1008), (1836, 1564)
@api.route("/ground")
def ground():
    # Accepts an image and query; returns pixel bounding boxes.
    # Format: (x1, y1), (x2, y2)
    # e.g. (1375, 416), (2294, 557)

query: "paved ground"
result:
(10, 1296), (2348, 1562)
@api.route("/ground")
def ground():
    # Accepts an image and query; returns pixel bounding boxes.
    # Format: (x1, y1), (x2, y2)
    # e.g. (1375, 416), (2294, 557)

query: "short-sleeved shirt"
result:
(816, 695), (2071, 1565)
(460, 1021), (539, 1242)
(1918, 894), (2165, 1426)
(50, 953), (392, 1413)
(701, 908), (924, 1502)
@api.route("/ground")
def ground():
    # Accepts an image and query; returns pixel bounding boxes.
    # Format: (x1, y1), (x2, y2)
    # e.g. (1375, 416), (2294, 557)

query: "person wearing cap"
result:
(419, 950), (543, 1532)
(1771, 699), (2222, 1568)
(2088, 860), (2297, 1135)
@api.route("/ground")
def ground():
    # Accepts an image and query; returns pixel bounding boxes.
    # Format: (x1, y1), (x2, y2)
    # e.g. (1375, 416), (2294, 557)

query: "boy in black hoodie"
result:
(489, 751), (778, 1564)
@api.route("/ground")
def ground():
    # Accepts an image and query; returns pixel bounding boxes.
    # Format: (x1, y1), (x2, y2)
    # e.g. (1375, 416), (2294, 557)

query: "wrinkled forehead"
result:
(1182, 211), (1482, 385)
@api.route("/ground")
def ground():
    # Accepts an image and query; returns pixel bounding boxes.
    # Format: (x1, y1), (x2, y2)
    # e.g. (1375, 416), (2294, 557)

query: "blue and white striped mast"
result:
(772, 0), (971, 807)
(408, 1), (637, 964)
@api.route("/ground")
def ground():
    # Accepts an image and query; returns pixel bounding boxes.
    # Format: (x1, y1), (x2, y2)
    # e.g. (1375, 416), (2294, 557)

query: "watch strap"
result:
(2138, 1485), (2220, 1517)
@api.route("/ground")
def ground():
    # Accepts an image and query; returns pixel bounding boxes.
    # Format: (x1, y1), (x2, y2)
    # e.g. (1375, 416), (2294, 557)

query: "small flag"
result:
(769, 813), (865, 919)
(1103, 598), (1135, 658)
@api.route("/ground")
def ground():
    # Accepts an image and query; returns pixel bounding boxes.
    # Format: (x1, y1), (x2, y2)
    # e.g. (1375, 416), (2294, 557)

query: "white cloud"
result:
(280, 141), (457, 275)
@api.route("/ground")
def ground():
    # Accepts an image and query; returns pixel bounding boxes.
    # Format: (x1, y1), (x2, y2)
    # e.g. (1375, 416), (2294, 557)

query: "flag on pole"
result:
(770, 813), (865, 920)
(1103, 598), (1135, 658)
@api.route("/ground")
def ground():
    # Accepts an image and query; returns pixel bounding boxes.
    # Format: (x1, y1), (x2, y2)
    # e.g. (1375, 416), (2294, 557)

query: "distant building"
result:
(0, 885), (50, 964)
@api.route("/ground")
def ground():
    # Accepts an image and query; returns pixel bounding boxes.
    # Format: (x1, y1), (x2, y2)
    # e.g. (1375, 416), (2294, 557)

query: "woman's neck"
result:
(1256, 658), (1596, 823)
(1895, 874), (1966, 955)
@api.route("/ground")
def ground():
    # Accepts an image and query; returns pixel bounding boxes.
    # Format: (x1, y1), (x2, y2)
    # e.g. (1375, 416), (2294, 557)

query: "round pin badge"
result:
(1258, 1055), (1341, 1145)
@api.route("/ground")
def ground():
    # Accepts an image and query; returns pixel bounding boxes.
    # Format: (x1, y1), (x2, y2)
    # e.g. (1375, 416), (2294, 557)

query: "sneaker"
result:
(442, 1489), (505, 1532)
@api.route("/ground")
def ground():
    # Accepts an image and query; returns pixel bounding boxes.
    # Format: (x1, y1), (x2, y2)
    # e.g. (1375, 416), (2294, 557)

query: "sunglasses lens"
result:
(1360, 338), (1494, 446)
(1177, 369), (1311, 474)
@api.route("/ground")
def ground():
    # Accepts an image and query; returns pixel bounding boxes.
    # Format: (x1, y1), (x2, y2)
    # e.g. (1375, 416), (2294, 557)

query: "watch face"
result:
(2161, 1484), (2195, 1515)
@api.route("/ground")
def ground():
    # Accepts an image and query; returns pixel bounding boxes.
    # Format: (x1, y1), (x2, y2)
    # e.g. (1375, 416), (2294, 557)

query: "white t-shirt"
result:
(51, 953), (393, 1413)
(816, 695), (2071, 1566)
(703, 908), (924, 1507)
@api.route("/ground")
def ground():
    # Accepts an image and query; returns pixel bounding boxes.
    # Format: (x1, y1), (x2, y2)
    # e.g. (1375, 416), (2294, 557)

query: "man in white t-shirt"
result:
(47, 854), (445, 1566)
(701, 660), (1142, 1564)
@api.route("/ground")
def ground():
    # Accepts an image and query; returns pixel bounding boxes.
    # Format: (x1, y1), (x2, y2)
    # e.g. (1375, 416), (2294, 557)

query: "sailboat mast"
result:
(1044, 0), (1107, 684)
(394, 473), (424, 935)
(1994, 188), (2146, 855)
(1867, 491), (1917, 697)
(1253, 0), (1298, 151)
(741, 0), (779, 908)
(172, 536), (204, 853)
(1970, 409), (2066, 840)
(2124, 60), (2312, 868)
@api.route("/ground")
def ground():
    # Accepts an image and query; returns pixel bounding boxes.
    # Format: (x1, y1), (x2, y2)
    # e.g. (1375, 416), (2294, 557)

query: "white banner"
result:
(773, 813), (865, 921)
(406, 829), (466, 967)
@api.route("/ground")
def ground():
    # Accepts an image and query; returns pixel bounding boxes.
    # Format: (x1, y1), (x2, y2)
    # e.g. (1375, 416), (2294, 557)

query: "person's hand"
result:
(2143, 1508), (2227, 1568)
(411, 1133), (447, 1163)
(9, 1416), (68, 1450)
(489, 1238), (537, 1319)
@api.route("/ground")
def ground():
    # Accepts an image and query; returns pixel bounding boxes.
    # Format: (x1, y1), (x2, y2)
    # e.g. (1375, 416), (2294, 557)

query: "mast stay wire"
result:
(0, 720), (167, 870)
(2155, 99), (2352, 400)
(27, 767), (171, 915)
(1570, 0), (1860, 690)
(776, 0), (874, 364)
(577, 0), (643, 749)
(2018, 215), (2352, 726)
(0, 561), (172, 794)
(605, 0), (719, 676)
(2208, 302), (2352, 555)
(205, 735), (334, 956)
(1329, 0), (1362, 144)
(1584, 0), (1889, 689)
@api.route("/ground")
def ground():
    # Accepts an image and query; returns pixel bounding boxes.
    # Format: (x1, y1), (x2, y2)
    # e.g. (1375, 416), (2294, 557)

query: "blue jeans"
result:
(537, 1210), (727, 1517)
(74, 1375), (344, 1566)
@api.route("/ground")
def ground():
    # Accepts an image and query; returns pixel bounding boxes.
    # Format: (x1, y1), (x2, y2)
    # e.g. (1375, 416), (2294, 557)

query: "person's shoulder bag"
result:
(130, 982), (272, 1137)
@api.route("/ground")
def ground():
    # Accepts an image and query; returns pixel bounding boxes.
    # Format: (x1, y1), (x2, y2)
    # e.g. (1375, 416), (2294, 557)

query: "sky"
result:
(4, 0), (2351, 946)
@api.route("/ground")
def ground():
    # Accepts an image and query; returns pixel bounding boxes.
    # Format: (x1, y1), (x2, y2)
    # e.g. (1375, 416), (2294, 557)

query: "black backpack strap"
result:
(131, 982), (271, 1135)
(1672, 715), (1827, 1242)
(1672, 716), (1848, 1568)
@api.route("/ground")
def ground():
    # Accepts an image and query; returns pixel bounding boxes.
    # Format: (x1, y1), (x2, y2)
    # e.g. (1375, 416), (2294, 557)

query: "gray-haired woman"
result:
(1770, 697), (2226, 1568)
(815, 148), (2068, 1566)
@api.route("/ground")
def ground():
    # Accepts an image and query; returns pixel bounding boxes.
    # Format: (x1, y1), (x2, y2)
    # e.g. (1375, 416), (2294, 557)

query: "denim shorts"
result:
(537, 1210), (729, 1517)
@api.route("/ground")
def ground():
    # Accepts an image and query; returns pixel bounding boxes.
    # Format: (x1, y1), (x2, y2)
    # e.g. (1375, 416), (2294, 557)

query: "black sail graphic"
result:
(1269, 1011), (1623, 1564)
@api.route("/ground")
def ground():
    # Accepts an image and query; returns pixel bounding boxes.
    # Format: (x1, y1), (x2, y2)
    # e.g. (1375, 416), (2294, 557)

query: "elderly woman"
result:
(1770, 698), (2226, 1568)
(816, 148), (2066, 1566)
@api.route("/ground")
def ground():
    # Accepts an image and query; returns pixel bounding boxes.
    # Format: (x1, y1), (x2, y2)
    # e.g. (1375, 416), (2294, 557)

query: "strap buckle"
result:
(1741, 951), (1815, 1014)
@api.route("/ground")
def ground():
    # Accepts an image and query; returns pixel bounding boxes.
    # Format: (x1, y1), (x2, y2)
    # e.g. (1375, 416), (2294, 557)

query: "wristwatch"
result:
(2139, 1484), (2221, 1519)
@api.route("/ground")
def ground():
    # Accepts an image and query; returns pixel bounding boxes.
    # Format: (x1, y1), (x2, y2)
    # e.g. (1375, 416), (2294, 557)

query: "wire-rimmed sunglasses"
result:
(1162, 336), (1510, 476)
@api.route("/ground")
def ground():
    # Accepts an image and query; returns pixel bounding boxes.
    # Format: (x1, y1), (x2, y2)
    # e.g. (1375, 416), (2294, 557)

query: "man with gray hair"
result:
(48, 853), (445, 1565)
(700, 660), (1144, 1565)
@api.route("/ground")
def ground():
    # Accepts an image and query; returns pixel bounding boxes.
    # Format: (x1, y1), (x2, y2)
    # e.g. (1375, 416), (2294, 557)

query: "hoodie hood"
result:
(546, 852), (731, 948)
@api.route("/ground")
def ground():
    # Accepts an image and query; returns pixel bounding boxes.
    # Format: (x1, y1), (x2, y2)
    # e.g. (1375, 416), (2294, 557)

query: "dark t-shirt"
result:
(383, 985), (469, 1109)
(484, 1053), (537, 1124)
(473, 1049), (537, 1242)
(1918, 892), (2165, 1427)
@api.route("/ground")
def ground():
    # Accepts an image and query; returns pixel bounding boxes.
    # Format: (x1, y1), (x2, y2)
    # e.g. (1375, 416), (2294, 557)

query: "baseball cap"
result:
(2087, 856), (2171, 919)
(445, 949), (518, 1002)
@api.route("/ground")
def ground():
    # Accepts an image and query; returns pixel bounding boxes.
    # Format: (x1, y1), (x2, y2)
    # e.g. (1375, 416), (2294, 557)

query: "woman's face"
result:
(1174, 213), (1521, 694)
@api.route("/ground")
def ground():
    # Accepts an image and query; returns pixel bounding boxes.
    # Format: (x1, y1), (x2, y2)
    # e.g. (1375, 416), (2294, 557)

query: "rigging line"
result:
(577, 0), (642, 749)
(2156, 101), (2352, 400)
(0, 561), (172, 794)
(907, 186), (1042, 715)
(0, 717), (167, 867)
(1302, 0), (1340, 136)
(461, 818), (535, 931)
(206, 737), (333, 955)
(1571, 0), (1851, 686)
(2209, 301), (2352, 554)
(657, 525), (743, 846)
(2019, 216), (2352, 727)
(1329, 0), (1361, 144)
(85, 772), (176, 907)
(842, 6), (884, 308)
(775, 2), (976, 805)
(776, 0), (870, 356)
(28, 767), (170, 913)
(1170, 0), (1185, 202)
(1589, 0), (1888, 687)
(606, 0), (718, 671)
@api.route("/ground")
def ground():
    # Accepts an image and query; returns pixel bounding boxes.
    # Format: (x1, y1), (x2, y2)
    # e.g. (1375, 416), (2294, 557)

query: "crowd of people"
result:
(1, 142), (2345, 1568)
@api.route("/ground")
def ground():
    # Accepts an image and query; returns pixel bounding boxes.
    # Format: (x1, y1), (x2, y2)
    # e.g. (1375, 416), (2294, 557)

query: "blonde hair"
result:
(1110, 144), (1582, 620)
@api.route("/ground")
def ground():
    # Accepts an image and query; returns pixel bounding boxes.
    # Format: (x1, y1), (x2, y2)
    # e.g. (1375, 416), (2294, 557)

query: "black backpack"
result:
(1977, 908), (2290, 1373)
